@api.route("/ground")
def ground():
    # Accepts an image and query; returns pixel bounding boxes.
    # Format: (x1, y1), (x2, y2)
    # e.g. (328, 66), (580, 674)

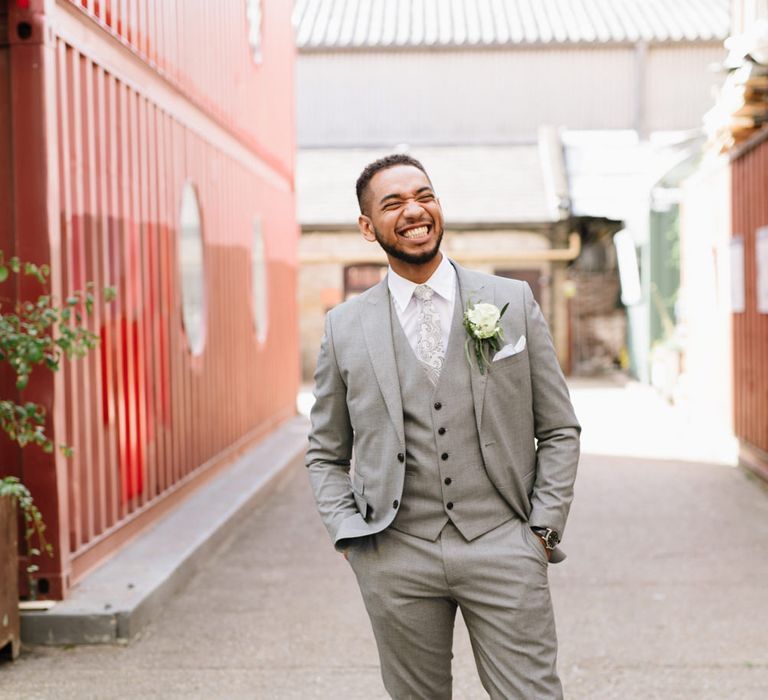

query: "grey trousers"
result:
(346, 518), (563, 700)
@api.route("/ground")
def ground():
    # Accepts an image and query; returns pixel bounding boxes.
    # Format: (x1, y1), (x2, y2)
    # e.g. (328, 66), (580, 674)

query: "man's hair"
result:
(355, 154), (430, 215)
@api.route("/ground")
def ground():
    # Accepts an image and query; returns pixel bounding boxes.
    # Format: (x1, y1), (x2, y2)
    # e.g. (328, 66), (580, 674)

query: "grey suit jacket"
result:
(306, 261), (581, 561)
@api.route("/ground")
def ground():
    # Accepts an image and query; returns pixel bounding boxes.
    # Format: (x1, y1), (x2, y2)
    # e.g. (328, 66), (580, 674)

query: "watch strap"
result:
(530, 526), (560, 549)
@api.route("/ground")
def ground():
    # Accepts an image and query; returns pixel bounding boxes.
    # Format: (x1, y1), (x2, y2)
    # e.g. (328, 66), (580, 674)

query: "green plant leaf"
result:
(0, 252), (113, 595)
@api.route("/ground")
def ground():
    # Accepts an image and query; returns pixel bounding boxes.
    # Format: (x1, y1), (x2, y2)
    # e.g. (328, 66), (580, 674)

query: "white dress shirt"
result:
(387, 255), (456, 358)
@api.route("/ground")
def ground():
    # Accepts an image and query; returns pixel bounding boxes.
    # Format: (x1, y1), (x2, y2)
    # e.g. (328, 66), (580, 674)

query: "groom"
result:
(306, 154), (580, 699)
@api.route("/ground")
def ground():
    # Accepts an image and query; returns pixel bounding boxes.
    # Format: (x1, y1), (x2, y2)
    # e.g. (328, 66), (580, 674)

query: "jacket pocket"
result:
(490, 349), (528, 372)
(352, 473), (367, 519)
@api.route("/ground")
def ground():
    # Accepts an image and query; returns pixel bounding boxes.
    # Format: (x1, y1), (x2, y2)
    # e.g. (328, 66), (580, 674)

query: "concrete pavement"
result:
(1, 376), (767, 699)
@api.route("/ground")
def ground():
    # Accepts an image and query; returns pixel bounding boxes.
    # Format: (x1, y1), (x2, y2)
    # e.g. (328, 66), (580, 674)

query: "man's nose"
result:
(403, 199), (425, 218)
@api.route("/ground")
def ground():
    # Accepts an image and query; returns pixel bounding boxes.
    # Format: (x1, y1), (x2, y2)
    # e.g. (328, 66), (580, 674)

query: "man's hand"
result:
(534, 533), (553, 562)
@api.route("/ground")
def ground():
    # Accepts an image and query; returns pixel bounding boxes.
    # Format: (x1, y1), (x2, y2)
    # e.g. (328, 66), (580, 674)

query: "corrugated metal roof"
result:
(297, 145), (557, 226)
(293, 0), (730, 49)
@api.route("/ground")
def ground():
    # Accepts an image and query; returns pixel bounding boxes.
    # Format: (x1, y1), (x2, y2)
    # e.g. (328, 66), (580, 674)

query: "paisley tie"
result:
(413, 284), (445, 385)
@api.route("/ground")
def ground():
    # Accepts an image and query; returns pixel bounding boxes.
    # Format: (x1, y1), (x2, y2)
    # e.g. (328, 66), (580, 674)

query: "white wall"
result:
(733, 0), (768, 33)
(678, 154), (735, 460)
(297, 43), (726, 146)
(644, 44), (725, 133)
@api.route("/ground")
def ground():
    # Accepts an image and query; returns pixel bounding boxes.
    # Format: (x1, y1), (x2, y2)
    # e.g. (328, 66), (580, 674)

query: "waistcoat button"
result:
(446, 502), (454, 510)
(392, 499), (399, 509)
(441, 453), (449, 460)
(397, 452), (405, 462)
(438, 427), (446, 435)
(444, 477), (452, 485)
(434, 402), (442, 410)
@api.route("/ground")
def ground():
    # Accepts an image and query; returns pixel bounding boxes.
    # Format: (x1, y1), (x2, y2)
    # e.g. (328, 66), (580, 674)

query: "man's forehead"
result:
(370, 165), (432, 195)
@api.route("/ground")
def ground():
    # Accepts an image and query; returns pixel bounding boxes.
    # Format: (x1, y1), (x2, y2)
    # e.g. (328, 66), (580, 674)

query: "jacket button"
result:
(446, 502), (454, 510)
(397, 452), (405, 462)
(441, 452), (449, 460)
(392, 499), (399, 509)
(444, 477), (452, 485)
(438, 427), (446, 435)
(434, 402), (442, 410)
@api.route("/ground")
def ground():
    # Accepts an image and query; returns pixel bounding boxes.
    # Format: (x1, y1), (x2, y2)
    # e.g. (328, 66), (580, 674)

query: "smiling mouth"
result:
(401, 225), (430, 239)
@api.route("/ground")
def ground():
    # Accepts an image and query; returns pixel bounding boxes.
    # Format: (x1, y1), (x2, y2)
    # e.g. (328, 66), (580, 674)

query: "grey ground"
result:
(2, 376), (768, 699)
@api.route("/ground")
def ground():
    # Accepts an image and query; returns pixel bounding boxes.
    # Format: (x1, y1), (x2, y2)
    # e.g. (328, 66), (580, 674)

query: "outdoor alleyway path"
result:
(2, 375), (768, 699)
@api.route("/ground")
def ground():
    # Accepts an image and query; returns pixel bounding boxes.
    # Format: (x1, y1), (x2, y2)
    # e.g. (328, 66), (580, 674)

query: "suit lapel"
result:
(453, 260), (494, 432)
(360, 278), (405, 445)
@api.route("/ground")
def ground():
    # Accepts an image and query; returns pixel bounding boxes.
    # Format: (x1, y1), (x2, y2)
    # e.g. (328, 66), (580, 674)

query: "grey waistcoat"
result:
(389, 285), (515, 541)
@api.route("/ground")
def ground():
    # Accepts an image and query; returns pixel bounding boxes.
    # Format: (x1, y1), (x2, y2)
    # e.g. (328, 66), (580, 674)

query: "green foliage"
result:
(0, 476), (53, 580)
(0, 252), (114, 453)
(0, 250), (115, 597)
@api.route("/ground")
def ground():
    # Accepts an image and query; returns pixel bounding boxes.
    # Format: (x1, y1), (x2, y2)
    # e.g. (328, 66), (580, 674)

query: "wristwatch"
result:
(530, 526), (560, 550)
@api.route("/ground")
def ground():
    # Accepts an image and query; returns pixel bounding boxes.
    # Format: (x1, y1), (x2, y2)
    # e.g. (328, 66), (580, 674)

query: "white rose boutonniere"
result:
(463, 300), (509, 374)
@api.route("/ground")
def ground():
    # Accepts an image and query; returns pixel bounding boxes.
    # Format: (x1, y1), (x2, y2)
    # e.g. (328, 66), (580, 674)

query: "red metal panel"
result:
(83, 56), (99, 537)
(4, 4), (71, 598)
(102, 69), (119, 530)
(61, 0), (295, 182)
(3, 0), (298, 597)
(732, 133), (768, 462)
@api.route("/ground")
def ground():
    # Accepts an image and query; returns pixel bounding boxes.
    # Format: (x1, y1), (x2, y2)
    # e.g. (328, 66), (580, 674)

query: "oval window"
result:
(179, 182), (206, 355)
(246, 0), (263, 64)
(251, 220), (268, 343)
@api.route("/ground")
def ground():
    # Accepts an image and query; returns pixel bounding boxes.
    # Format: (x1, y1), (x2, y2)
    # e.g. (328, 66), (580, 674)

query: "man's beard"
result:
(373, 225), (444, 266)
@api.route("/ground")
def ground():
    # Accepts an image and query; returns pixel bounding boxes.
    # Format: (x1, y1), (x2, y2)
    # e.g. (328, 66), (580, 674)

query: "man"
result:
(306, 154), (580, 699)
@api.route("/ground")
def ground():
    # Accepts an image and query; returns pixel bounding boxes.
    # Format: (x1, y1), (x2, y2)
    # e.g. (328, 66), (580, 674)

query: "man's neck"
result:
(388, 253), (443, 285)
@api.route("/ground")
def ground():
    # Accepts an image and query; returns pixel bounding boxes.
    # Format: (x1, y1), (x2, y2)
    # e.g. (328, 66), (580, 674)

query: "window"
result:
(344, 264), (386, 300)
(179, 182), (206, 355)
(246, 0), (263, 64)
(494, 269), (543, 304)
(251, 220), (268, 343)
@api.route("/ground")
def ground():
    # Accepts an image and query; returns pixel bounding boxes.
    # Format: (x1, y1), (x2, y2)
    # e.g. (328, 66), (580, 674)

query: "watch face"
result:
(544, 530), (560, 549)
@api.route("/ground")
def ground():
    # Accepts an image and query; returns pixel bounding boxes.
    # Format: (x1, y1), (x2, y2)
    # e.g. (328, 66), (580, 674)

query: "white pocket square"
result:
(492, 335), (526, 362)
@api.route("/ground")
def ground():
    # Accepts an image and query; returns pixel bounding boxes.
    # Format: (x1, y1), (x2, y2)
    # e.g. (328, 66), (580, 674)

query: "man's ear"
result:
(358, 214), (376, 242)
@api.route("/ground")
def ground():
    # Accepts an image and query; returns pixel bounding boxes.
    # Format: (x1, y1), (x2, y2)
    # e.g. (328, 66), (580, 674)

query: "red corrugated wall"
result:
(731, 131), (768, 476)
(0, 0), (298, 598)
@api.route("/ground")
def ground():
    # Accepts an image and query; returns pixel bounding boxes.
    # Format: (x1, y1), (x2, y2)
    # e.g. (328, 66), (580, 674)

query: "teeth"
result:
(403, 226), (429, 239)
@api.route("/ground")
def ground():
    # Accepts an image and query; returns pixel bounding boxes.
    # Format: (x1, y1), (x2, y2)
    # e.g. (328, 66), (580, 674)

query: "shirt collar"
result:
(387, 255), (456, 313)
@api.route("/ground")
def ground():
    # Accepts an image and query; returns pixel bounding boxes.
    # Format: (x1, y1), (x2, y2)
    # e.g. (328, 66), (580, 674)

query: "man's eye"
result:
(418, 195), (434, 202)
